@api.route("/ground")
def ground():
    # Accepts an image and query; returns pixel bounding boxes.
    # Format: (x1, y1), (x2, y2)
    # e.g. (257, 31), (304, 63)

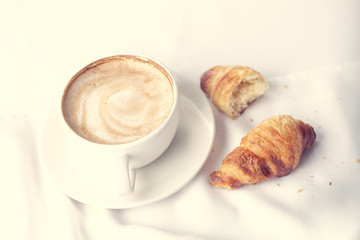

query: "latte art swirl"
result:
(62, 56), (174, 144)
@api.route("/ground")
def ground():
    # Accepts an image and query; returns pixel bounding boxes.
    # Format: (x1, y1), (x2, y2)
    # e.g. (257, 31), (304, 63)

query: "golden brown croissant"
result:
(200, 66), (268, 118)
(210, 115), (316, 189)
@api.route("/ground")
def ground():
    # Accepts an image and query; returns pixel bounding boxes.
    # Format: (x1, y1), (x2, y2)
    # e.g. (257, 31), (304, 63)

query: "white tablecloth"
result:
(1, 1), (360, 239)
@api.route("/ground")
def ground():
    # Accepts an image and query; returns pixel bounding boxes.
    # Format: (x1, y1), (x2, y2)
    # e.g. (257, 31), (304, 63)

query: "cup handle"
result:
(112, 155), (136, 196)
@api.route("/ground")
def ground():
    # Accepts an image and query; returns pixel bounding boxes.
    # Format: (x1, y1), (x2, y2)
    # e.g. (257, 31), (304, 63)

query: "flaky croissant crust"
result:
(210, 115), (316, 189)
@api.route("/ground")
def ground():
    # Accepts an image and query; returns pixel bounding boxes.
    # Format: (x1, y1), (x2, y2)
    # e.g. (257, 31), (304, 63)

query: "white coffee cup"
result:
(59, 55), (179, 195)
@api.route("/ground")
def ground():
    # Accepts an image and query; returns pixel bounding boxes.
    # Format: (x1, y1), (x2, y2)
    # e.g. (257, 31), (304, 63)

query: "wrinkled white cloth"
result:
(1, 0), (360, 239)
(1, 62), (360, 240)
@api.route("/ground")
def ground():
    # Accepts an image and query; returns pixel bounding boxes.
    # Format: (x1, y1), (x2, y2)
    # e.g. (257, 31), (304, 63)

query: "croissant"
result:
(210, 115), (316, 189)
(200, 65), (268, 118)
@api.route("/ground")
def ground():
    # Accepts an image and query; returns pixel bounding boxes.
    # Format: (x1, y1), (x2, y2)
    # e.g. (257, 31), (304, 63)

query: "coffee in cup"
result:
(62, 55), (174, 145)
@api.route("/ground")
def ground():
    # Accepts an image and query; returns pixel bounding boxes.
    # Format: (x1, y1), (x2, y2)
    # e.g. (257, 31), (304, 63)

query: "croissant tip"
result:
(305, 125), (316, 150)
(200, 69), (214, 94)
(209, 171), (243, 190)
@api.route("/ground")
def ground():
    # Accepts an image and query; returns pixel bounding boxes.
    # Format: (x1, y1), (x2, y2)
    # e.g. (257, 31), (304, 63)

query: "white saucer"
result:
(38, 77), (215, 209)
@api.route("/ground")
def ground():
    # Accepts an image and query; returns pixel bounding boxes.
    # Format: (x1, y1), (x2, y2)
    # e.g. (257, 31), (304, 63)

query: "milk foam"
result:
(62, 56), (174, 144)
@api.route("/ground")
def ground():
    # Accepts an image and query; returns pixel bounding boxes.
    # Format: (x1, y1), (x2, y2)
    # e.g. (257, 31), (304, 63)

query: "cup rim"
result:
(60, 54), (179, 148)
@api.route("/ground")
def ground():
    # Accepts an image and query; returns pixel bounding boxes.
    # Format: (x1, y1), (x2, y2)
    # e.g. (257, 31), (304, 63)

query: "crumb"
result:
(211, 148), (215, 152)
(297, 188), (304, 193)
(329, 181), (332, 186)
(310, 176), (314, 178)
(284, 84), (288, 89)
(277, 183), (280, 187)
(293, 97), (297, 101)
(249, 118), (253, 122)
(356, 159), (360, 163)
(231, 117), (237, 120)
(318, 125), (322, 129)
(323, 156), (326, 160)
